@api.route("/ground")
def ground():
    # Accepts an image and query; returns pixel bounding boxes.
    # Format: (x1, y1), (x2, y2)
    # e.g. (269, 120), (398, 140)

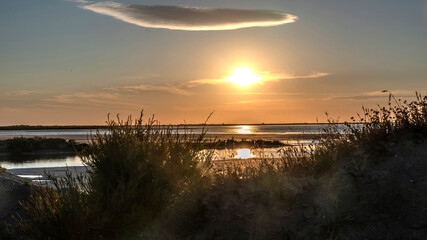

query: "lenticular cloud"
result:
(81, 2), (297, 31)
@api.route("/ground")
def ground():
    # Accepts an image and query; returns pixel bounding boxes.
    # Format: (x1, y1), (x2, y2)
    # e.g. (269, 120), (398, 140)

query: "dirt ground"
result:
(0, 170), (31, 238)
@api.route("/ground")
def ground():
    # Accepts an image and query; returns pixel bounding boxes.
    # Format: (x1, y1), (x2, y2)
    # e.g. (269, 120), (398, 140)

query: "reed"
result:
(13, 112), (215, 240)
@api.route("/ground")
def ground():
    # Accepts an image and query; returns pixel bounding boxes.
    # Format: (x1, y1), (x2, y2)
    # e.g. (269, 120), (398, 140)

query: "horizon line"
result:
(0, 122), (360, 130)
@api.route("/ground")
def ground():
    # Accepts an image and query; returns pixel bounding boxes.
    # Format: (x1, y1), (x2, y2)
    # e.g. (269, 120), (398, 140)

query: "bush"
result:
(14, 112), (214, 240)
(280, 92), (427, 176)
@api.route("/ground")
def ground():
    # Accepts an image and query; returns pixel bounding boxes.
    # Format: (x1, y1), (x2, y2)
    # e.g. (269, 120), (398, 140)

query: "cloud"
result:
(7, 90), (35, 96)
(186, 71), (330, 87)
(276, 72), (330, 80)
(186, 78), (225, 86)
(80, 1), (297, 31)
(44, 92), (119, 105)
(231, 99), (286, 105)
(67, 0), (89, 4)
(328, 90), (422, 101)
(107, 84), (192, 96)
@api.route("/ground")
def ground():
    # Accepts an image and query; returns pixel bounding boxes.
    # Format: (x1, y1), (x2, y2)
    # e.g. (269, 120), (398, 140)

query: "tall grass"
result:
(13, 112), (214, 240)
(153, 93), (427, 239)
(11, 93), (427, 239)
(14, 172), (89, 240)
(278, 92), (427, 176)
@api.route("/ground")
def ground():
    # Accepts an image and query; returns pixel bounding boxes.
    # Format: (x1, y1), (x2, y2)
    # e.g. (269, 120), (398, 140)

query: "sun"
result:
(226, 67), (262, 87)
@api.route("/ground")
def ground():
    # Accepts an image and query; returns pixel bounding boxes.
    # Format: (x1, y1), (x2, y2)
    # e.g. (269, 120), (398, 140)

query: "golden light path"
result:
(226, 67), (262, 87)
(235, 125), (253, 134)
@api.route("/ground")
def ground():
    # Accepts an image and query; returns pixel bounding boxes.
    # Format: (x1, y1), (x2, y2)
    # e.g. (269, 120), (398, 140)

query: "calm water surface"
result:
(0, 124), (345, 137)
(0, 124), (336, 173)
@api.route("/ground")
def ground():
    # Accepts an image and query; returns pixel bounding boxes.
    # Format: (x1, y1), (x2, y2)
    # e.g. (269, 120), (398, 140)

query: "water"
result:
(0, 147), (294, 169)
(0, 124), (341, 138)
(215, 148), (280, 160)
(0, 124), (334, 176)
(0, 155), (84, 169)
(0, 155), (85, 180)
(182, 124), (329, 135)
(0, 129), (109, 137)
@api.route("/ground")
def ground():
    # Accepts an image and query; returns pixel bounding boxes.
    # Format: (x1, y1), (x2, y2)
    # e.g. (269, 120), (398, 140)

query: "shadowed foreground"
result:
(149, 135), (427, 240)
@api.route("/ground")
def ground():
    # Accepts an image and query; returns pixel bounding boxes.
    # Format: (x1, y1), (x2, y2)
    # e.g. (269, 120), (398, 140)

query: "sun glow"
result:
(226, 67), (262, 87)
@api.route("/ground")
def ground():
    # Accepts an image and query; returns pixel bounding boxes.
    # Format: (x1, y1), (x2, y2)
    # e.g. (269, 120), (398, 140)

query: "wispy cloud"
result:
(44, 92), (119, 105)
(7, 90), (35, 96)
(276, 72), (330, 80)
(231, 99), (287, 105)
(186, 71), (330, 87)
(80, 2), (297, 31)
(328, 90), (423, 101)
(67, 0), (89, 4)
(107, 84), (192, 96)
(186, 78), (225, 87)
(40, 91), (149, 110)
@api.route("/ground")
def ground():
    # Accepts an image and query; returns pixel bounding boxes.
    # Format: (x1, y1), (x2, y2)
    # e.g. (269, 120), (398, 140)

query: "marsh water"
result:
(0, 124), (329, 137)
(0, 124), (346, 178)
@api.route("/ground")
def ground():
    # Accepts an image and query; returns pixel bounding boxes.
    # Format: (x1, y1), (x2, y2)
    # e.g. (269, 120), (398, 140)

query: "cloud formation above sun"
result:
(186, 71), (330, 87)
(80, 2), (297, 31)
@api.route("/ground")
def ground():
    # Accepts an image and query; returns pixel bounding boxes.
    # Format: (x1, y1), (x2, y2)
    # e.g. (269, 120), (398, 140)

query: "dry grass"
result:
(11, 112), (215, 240)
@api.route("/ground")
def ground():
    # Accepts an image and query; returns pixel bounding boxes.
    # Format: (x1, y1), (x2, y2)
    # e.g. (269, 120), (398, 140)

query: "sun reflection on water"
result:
(235, 125), (253, 134)
(234, 148), (255, 159)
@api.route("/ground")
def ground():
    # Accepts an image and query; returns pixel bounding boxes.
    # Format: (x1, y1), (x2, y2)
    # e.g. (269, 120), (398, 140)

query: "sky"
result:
(1, 0), (426, 125)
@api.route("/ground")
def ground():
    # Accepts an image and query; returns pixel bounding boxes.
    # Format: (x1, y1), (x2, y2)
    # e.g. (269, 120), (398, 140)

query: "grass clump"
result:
(14, 172), (89, 240)
(13, 112), (214, 240)
(280, 92), (427, 176)
(345, 91), (427, 145)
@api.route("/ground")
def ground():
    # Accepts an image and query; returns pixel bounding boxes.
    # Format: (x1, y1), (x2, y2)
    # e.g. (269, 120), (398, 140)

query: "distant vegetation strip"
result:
(0, 125), (106, 130)
(0, 122), (357, 130)
(0, 137), (87, 156)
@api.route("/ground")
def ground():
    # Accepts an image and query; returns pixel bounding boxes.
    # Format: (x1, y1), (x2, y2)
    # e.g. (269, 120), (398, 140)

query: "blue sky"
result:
(1, 0), (426, 124)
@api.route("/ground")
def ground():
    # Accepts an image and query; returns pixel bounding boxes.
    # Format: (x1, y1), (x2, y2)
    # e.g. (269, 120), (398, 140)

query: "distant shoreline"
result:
(0, 122), (360, 131)
(0, 133), (326, 142)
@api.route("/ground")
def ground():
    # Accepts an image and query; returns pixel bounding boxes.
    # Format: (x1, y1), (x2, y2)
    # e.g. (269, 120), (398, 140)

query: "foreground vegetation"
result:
(5, 93), (427, 239)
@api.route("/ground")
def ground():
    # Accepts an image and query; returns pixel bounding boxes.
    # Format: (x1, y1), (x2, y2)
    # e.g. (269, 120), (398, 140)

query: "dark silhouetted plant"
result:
(14, 112), (214, 240)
